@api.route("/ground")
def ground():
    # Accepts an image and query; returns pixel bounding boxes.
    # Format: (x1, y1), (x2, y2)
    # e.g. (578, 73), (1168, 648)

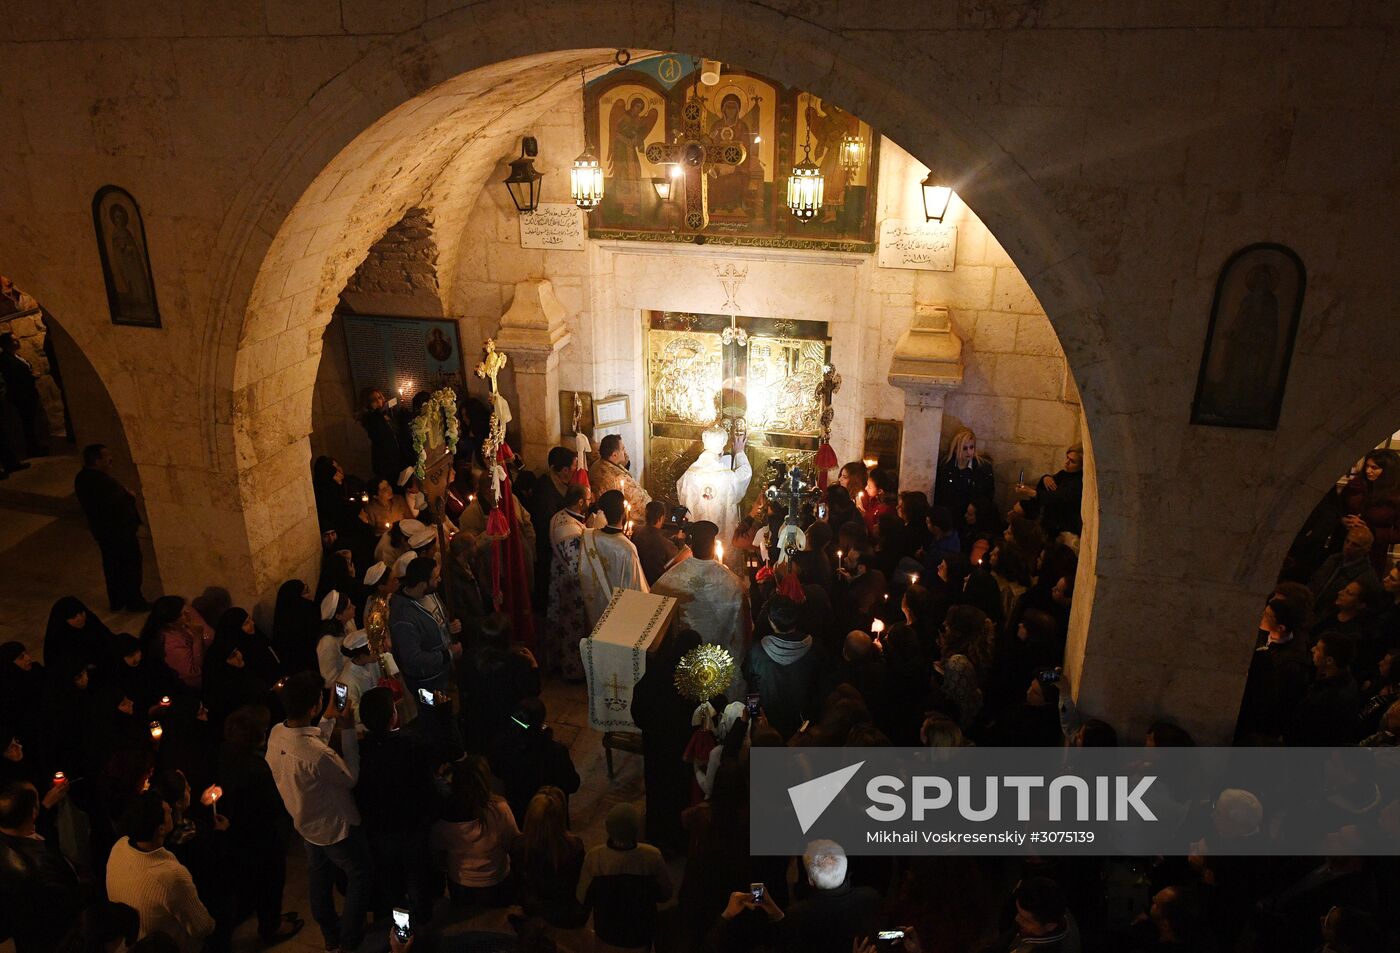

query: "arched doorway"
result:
(0, 274), (158, 644)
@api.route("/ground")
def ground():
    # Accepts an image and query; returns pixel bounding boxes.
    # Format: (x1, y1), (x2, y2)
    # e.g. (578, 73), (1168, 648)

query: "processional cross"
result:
(645, 99), (747, 231)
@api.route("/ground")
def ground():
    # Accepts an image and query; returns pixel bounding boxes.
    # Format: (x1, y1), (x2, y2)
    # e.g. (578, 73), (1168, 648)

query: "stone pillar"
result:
(494, 279), (573, 467)
(887, 305), (964, 492)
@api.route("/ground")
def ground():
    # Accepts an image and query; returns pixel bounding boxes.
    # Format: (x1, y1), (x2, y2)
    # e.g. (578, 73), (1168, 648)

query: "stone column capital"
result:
(493, 278), (573, 357)
(887, 304), (964, 399)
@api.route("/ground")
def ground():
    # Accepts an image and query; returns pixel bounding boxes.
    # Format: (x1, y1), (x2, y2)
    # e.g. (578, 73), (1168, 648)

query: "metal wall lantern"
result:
(503, 137), (544, 214)
(921, 172), (953, 223)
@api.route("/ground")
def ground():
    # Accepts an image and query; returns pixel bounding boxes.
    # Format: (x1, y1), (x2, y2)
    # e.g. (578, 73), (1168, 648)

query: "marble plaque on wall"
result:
(519, 203), (586, 251)
(877, 220), (957, 272)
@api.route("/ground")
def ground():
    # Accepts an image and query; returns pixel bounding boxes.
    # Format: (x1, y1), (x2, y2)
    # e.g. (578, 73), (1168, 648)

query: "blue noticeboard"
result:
(340, 313), (465, 402)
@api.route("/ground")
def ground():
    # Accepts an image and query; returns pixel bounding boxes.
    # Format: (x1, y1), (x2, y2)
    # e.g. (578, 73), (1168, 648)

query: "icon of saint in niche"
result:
(426, 328), (453, 362)
(108, 204), (153, 316)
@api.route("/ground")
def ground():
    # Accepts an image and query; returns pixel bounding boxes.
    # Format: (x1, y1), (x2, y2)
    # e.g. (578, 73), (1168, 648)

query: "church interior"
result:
(2, 3), (1399, 952)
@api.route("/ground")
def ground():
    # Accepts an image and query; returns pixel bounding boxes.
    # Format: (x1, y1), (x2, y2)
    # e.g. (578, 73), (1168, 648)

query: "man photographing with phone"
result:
(389, 556), (463, 752)
(710, 839), (880, 953)
(265, 671), (371, 953)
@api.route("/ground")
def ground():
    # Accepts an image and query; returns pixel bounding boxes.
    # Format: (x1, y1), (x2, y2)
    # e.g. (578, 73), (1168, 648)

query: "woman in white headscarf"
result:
(686, 701), (748, 800)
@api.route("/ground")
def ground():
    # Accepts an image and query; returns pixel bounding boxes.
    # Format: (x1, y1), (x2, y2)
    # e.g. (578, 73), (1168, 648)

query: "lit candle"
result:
(149, 721), (163, 740)
(836, 549), (844, 562)
(716, 540), (725, 562)
(871, 618), (885, 634)
(202, 784), (224, 818)
(159, 695), (171, 707)
(53, 771), (65, 784)
(863, 458), (877, 469)
(361, 493), (369, 503)
(909, 573), (920, 585)
(626, 520), (634, 534)
(625, 501), (632, 513)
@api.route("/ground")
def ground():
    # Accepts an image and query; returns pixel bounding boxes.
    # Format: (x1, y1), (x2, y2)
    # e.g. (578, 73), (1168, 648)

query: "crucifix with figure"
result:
(646, 98), (747, 231)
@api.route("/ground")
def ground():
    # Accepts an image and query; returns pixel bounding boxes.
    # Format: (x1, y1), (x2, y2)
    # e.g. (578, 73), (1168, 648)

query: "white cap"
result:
(362, 562), (388, 586)
(342, 629), (370, 652)
(319, 591), (341, 621)
(409, 528), (436, 550)
(397, 466), (415, 487)
(393, 551), (416, 578)
(398, 518), (426, 536)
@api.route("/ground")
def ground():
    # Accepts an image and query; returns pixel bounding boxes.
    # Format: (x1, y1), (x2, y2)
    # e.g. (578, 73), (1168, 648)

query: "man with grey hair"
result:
(782, 839), (879, 952)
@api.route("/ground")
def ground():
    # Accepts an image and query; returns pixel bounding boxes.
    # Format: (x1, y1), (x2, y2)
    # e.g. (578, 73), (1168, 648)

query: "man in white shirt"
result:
(336, 628), (382, 730)
(106, 791), (214, 952)
(266, 671), (370, 953)
(578, 489), (649, 626)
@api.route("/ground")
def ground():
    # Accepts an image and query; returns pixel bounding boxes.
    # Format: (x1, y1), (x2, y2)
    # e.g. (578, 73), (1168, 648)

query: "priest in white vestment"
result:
(578, 489), (649, 626)
(652, 520), (750, 696)
(676, 426), (752, 546)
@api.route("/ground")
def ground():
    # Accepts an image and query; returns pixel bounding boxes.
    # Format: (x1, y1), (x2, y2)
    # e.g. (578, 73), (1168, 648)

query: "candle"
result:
(626, 520), (634, 534)
(871, 618), (885, 634)
(625, 501), (631, 513)
(159, 696), (171, 707)
(361, 493), (369, 503)
(149, 721), (163, 740)
(836, 549), (844, 562)
(863, 457), (878, 469)
(909, 573), (920, 586)
(53, 771), (65, 784)
(716, 540), (725, 562)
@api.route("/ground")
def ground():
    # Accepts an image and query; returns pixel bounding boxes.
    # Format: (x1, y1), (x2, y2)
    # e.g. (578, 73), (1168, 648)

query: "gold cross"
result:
(645, 98), (747, 231)
(475, 339), (507, 396)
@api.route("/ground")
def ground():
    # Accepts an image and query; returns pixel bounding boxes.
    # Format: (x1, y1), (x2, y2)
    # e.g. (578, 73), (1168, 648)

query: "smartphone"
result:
(876, 930), (905, 948)
(817, 503), (827, 520)
(417, 687), (436, 707)
(750, 882), (765, 903)
(333, 682), (348, 711)
(746, 693), (761, 717)
(392, 907), (411, 941)
(1037, 669), (1062, 684)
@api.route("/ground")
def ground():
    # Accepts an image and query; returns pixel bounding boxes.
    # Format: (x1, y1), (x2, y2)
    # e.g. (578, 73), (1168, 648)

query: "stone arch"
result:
(216, 3), (1112, 603)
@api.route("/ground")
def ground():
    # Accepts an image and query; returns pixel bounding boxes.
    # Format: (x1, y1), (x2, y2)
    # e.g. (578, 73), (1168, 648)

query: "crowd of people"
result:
(3, 391), (1398, 952)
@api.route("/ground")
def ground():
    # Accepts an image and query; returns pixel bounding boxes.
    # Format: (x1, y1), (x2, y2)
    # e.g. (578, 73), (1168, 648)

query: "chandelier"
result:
(838, 131), (864, 174)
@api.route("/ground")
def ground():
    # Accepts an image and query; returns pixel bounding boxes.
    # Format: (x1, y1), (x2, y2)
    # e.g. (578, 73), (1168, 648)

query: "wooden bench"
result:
(601, 731), (644, 780)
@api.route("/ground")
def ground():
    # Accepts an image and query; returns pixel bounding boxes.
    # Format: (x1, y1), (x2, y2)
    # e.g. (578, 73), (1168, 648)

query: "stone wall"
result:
(0, 306), (66, 445)
(447, 105), (1082, 507)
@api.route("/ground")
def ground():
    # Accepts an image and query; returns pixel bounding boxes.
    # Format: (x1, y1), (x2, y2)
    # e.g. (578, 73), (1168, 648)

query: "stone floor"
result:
(0, 458), (658, 952)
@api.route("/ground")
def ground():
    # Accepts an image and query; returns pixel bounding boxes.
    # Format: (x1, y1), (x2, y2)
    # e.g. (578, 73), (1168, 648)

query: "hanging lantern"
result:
(838, 131), (864, 174)
(570, 148), (604, 210)
(921, 171), (953, 223)
(570, 68), (604, 212)
(502, 137), (543, 214)
(787, 153), (824, 222)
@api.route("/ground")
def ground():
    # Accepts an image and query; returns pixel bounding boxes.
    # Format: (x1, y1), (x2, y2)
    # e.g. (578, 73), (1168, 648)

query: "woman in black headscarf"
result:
(40, 655), (100, 779)
(630, 627), (703, 855)
(214, 608), (281, 685)
(107, 633), (165, 718)
(272, 579), (320, 675)
(44, 596), (115, 679)
(202, 631), (272, 738)
(0, 641), (45, 753)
